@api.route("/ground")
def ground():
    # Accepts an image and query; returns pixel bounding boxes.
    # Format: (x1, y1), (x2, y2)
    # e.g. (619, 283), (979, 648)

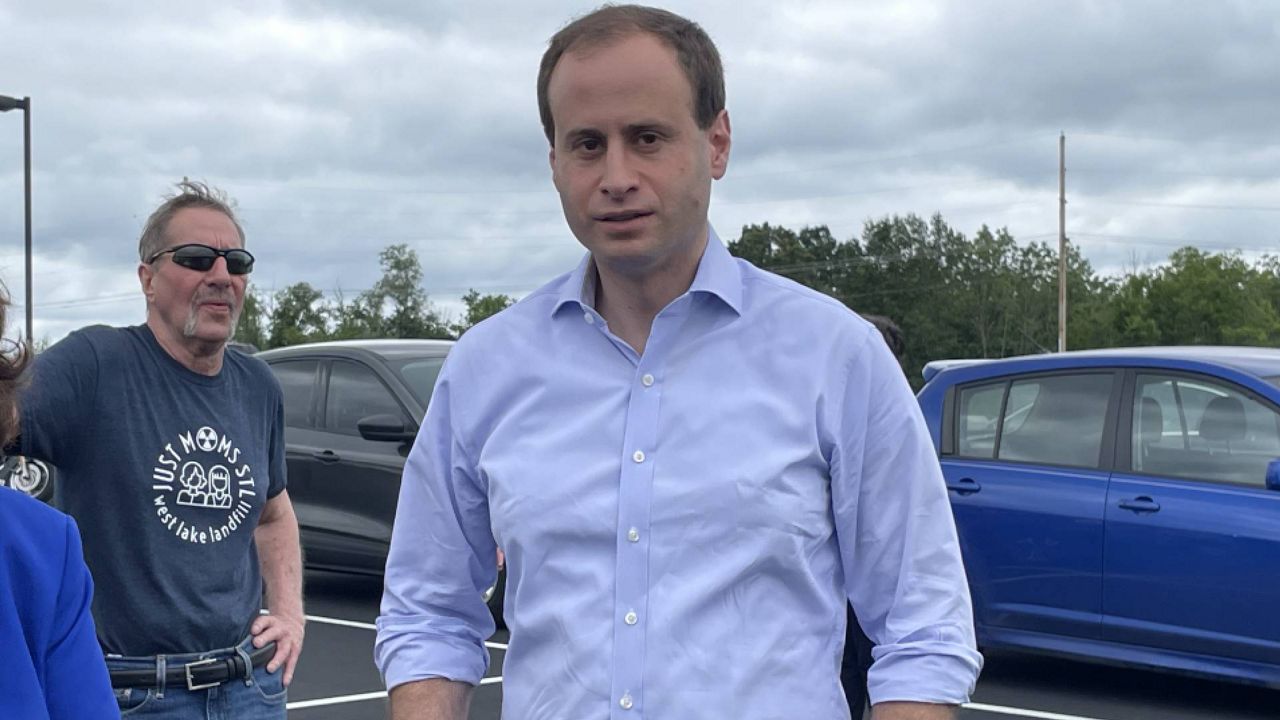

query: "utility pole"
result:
(1058, 132), (1067, 353)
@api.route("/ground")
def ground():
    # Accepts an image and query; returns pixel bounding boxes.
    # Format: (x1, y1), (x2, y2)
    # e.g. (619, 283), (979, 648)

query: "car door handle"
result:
(312, 450), (341, 463)
(1118, 496), (1161, 513)
(946, 478), (982, 496)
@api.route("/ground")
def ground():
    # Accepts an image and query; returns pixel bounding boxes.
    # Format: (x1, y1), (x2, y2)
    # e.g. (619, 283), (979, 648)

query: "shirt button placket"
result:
(613, 363), (660, 719)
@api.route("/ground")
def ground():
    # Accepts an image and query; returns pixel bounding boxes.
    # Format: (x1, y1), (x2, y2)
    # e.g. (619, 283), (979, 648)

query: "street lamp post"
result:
(0, 94), (31, 344)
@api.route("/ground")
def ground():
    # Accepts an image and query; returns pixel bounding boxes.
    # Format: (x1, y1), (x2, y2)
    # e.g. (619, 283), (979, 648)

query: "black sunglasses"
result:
(148, 244), (255, 275)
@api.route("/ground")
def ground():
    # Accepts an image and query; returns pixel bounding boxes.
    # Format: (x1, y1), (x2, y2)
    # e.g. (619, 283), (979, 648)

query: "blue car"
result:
(917, 346), (1280, 688)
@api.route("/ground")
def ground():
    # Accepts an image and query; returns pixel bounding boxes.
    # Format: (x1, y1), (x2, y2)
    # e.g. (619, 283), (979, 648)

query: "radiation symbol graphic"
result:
(195, 426), (220, 452)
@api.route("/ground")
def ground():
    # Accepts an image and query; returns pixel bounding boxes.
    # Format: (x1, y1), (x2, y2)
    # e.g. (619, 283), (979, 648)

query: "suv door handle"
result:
(312, 450), (341, 463)
(946, 478), (982, 496)
(1118, 496), (1161, 513)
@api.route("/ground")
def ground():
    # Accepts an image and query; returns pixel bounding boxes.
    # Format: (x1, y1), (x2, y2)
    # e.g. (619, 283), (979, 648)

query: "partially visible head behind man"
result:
(0, 287), (30, 448)
(138, 179), (245, 264)
(863, 314), (906, 361)
(537, 3), (725, 145)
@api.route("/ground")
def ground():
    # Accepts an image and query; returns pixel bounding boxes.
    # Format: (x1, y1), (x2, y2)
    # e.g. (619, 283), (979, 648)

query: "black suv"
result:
(257, 339), (505, 621)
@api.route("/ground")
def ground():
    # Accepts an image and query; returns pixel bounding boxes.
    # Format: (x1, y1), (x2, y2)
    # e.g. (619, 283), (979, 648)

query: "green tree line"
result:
(236, 244), (514, 350)
(728, 214), (1280, 386)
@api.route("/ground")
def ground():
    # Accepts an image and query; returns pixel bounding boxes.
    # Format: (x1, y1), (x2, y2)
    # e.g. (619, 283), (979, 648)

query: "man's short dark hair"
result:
(537, 4), (725, 145)
(863, 314), (905, 360)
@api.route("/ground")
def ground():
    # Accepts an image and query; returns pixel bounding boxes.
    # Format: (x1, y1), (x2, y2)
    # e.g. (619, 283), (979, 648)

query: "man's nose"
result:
(599, 146), (639, 198)
(204, 256), (232, 284)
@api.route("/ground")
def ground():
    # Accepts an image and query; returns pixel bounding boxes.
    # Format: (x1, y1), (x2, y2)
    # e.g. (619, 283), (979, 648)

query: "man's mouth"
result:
(594, 210), (653, 222)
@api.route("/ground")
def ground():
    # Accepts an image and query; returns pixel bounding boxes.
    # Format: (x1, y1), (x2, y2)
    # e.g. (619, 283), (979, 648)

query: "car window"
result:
(271, 360), (319, 428)
(956, 382), (1004, 459)
(1132, 374), (1280, 487)
(996, 373), (1112, 468)
(393, 356), (446, 408)
(324, 360), (407, 436)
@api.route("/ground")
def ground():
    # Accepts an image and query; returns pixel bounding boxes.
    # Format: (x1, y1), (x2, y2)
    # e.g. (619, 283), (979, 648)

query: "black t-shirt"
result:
(20, 324), (287, 656)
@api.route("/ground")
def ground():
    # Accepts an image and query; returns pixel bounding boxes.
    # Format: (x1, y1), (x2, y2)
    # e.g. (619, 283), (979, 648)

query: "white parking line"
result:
(962, 702), (1111, 720)
(285, 677), (504, 710)
(305, 614), (375, 630)
(287, 690), (386, 710)
(304, 614), (509, 650)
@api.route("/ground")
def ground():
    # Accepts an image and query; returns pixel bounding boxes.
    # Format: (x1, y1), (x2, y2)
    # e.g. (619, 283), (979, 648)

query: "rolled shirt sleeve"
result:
(374, 358), (497, 690)
(831, 323), (984, 705)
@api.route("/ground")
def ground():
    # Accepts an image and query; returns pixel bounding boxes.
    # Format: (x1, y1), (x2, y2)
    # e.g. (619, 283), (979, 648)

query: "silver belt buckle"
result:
(184, 658), (222, 691)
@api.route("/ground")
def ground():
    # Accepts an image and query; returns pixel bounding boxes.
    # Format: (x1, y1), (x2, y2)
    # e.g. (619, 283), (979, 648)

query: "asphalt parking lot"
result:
(289, 570), (1278, 720)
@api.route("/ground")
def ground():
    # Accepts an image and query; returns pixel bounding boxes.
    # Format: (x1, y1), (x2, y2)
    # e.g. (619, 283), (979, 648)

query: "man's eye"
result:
(638, 133), (659, 145)
(578, 139), (602, 152)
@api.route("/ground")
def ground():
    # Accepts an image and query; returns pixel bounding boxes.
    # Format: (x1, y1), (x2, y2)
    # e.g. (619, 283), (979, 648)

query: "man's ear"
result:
(709, 109), (732, 180)
(138, 263), (155, 305)
(549, 145), (561, 192)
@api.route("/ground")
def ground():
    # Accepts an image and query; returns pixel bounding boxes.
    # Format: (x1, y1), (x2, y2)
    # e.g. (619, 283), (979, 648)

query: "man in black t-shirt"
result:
(15, 180), (304, 719)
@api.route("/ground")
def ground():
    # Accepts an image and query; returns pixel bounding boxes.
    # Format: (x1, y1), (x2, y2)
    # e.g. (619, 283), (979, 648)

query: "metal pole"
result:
(22, 97), (31, 344)
(1058, 132), (1066, 353)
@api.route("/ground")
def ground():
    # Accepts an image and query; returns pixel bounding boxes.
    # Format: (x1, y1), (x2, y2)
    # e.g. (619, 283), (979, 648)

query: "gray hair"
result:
(138, 179), (245, 263)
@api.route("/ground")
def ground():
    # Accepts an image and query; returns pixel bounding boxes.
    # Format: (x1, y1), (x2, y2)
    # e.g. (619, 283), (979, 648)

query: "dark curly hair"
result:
(0, 287), (30, 448)
(863, 314), (905, 361)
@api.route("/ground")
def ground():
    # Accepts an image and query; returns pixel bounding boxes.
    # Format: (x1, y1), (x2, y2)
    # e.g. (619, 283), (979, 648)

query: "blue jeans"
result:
(107, 637), (287, 719)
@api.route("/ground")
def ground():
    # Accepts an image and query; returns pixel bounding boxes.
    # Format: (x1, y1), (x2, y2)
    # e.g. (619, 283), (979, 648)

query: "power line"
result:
(1070, 131), (1280, 151)
(1080, 198), (1280, 213)
(1071, 167), (1280, 181)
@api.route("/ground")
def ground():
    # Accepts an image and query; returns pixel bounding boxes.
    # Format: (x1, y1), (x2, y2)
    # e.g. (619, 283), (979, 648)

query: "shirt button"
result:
(632, 450), (645, 463)
(620, 693), (634, 710)
(584, 313), (595, 324)
(625, 610), (638, 625)
(641, 373), (655, 387)
(627, 527), (640, 543)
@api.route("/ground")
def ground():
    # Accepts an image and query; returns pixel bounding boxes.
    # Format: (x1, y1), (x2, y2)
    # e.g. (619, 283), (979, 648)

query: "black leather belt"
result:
(108, 642), (276, 691)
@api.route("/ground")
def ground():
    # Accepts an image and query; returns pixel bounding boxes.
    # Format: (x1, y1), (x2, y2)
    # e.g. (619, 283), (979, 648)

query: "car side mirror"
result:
(357, 414), (417, 443)
(1267, 459), (1280, 492)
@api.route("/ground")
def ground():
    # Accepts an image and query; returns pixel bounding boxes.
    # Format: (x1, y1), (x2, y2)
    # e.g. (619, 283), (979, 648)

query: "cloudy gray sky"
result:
(1, 0), (1277, 344)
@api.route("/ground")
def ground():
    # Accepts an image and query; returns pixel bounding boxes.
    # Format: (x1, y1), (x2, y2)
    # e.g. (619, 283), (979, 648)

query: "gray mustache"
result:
(193, 290), (237, 306)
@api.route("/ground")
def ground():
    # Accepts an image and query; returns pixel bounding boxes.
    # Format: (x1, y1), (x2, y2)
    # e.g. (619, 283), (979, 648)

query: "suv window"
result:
(324, 360), (407, 436)
(271, 360), (319, 428)
(995, 373), (1112, 468)
(393, 356), (446, 408)
(1133, 374), (1280, 487)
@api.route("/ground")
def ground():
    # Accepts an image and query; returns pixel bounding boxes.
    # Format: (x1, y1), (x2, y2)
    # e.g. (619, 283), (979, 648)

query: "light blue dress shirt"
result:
(376, 231), (982, 719)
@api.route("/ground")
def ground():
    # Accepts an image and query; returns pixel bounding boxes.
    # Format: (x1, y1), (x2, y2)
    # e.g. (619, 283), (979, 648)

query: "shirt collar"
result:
(551, 226), (743, 317)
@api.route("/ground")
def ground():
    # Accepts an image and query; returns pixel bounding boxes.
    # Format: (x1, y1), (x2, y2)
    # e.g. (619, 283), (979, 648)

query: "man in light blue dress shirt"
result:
(375, 5), (983, 719)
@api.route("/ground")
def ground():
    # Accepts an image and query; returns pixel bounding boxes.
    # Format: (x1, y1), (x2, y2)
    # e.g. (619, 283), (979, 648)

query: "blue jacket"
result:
(0, 487), (116, 719)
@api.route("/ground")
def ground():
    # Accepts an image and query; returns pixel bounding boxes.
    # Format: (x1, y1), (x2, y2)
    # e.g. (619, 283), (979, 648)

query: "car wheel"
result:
(3, 456), (54, 502)
(484, 565), (507, 629)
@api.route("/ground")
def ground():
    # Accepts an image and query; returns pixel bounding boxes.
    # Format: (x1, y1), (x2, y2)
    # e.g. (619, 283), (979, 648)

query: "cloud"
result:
(0, 0), (1276, 344)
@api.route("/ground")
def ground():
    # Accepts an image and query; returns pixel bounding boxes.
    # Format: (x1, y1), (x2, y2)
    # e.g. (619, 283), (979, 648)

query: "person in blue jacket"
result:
(0, 291), (116, 719)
